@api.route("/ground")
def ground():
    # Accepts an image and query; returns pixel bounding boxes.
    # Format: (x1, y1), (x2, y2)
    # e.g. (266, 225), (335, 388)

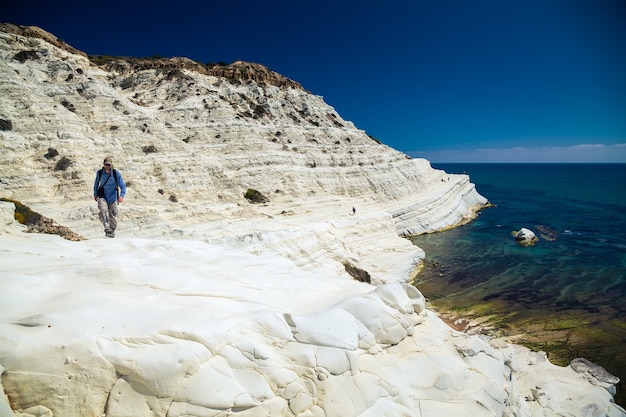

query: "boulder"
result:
(512, 228), (538, 247)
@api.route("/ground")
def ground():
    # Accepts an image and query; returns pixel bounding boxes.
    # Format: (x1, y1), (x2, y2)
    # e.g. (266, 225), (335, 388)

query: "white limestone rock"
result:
(0, 364), (15, 417)
(1, 24), (624, 417)
(571, 357), (621, 395)
(0, 202), (18, 233)
(0, 24), (486, 250)
(285, 308), (360, 350)
(513, 227), (539, 246)
(0, 229), (625, 416)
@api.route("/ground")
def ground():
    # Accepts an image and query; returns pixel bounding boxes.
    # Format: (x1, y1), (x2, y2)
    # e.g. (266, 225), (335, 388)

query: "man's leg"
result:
(97, 198), (112, 236)
(108, 201), (118, 237)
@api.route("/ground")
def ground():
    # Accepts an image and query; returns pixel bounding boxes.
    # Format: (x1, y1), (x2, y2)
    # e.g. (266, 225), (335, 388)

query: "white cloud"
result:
(411, 143), (626, 163)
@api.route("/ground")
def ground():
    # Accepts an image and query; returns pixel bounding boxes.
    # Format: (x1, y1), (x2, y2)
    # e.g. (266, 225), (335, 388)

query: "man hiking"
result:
(93, 156), (126, 238)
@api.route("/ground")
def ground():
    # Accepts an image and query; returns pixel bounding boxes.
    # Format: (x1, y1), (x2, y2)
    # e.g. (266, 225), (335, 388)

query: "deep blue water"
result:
(434, 164), (626, 302)
(414, 163), (626, 308)
(409, 163), (626, 403)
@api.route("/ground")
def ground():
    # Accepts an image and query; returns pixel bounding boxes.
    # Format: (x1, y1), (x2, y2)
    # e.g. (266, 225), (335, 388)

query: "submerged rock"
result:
(535, 224), (559, 241)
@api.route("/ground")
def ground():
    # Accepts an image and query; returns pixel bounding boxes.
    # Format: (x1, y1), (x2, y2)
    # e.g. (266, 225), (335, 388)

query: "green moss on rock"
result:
(0, 197), (42, 225)
(244, 189), (269, 204)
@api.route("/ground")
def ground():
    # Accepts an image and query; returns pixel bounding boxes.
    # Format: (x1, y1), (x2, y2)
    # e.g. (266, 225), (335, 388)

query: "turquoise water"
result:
(409, 163), (626, 404)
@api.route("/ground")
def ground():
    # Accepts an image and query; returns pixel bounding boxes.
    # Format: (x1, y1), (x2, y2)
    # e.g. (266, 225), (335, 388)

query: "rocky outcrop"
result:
(0, 198), (85, 241)
(513, 227), (539, 247)
(0, 23), (87, 57)
(206, 60), (304, 90)
(93, 57), (304, 91)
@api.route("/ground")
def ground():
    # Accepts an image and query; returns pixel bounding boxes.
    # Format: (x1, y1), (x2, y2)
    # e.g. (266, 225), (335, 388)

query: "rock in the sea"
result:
(535, 224), (559, 241)
(512, 227), (539, 247)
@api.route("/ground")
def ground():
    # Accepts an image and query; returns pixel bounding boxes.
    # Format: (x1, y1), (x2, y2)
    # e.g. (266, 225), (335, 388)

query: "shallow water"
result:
(410, 163), (626, 405)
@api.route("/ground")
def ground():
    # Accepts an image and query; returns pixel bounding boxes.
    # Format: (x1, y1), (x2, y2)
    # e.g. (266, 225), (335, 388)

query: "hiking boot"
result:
(105, 229), (114, 238)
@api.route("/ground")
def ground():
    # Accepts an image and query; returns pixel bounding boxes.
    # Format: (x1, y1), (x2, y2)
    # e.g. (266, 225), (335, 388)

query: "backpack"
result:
(97, 168), (120, 199)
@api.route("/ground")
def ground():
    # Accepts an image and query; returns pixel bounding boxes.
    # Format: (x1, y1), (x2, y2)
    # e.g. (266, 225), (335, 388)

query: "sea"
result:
(409, 163), (626, 405)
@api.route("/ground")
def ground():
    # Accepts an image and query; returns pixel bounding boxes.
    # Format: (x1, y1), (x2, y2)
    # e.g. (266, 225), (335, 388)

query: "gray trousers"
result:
(97, 198), (118, 232)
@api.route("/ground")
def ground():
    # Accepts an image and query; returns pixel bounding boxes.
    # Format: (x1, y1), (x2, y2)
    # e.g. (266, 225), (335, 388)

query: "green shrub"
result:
(0, 119), (12, 131)
(44, 147), (59, 159)
(343, 262), (371, 283)
(54, 156), (72, 171)
(61, 99), (76, 112)
(253, 104), (269, 118)
(13, 50), (39, 63)
(244, 189), (268, 204)
(142, 145), (158, 153)
(88, 55), (118, 65)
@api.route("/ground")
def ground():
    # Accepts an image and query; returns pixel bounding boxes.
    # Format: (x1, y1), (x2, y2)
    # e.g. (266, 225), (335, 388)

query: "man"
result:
(93, 156), (126, 238)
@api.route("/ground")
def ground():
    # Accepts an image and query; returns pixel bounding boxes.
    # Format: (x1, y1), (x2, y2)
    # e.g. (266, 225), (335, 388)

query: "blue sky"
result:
(3, 0), (625, 162)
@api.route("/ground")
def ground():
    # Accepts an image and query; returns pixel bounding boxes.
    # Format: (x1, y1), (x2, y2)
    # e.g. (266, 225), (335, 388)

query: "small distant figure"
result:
(93, 156), (127, 238)
(352, 206), (356, 215)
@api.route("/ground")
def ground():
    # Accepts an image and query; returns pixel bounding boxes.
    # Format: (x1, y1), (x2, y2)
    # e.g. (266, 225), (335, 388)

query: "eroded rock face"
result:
(205, 60), (304, 90)
(0, 23), (87, 57)
(0, 23), (487, 243)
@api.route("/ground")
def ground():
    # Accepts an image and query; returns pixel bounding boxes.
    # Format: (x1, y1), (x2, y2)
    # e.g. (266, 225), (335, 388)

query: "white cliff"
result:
(0, 23), (484, 279)
(0, 24), (623, 417)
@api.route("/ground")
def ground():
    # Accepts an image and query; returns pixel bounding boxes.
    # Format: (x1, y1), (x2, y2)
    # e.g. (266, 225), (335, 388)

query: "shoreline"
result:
(405, 177), (626, 409)
(407, 233), (625, 406)
(414, 287), (626, 407)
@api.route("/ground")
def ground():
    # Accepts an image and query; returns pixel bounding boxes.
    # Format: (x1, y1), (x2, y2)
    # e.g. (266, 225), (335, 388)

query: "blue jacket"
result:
(94, 168), (126, 203)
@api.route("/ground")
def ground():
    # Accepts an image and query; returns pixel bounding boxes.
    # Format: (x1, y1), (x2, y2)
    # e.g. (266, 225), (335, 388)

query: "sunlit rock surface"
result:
(1, 24), (623, 417)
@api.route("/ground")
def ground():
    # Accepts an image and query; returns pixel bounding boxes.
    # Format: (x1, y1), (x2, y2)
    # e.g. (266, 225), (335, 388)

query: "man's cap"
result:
(103, 156), (113, 165)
